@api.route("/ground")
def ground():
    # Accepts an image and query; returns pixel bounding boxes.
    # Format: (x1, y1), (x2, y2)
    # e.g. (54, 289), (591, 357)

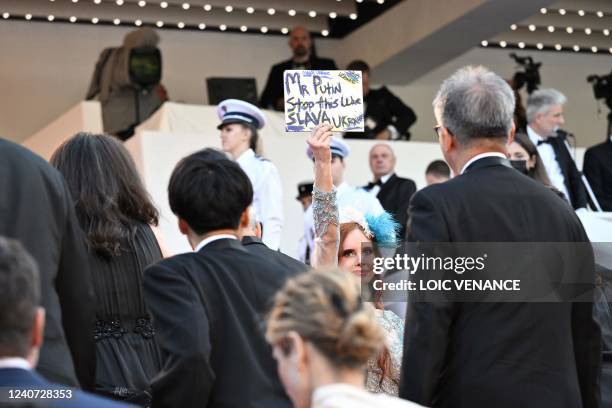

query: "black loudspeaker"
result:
(207, 77), (258, 106)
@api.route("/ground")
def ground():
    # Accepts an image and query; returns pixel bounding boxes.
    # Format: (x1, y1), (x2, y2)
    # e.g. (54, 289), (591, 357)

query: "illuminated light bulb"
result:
(321, 29), (329, 36)
(536, 43), (543, 49)
(246, 7), (254, 13)
(510, 24), (517, 30)
(281, 27), (288, 34)
(135, 19), (142, 26)
(160, 1), (168, 8)
(25, 14), (32, 20)
(349, 13), (357, 20)
(528, 24), (536, 31)
(499, 41), (507, 48)
(91, 17), (99, 24)
(225, 5), (233, 12)
(113, 18), (121, 25)
(547, 25), (555, 33)
(177, 21), (185, 28)
(288, 9), (296, 16)
(554, 44), (562, 51)
(558, 8), (566, 15)
(240, 25), (247, 32)
(566, 27), (573, 34)
(156, 20), (163, 27)
(219, 24), (227, 31)
(198, 23), (206, 29)
(267, 8), (275, 15)
(308, 10), (316, 18)
(182, 3), (190, 10)
(518, 42), (525, 48)
(203, 4), (212, 11)
(329, 12), (337, 18)
(481, 40), (488, 47)
(260, 26), (268, 33)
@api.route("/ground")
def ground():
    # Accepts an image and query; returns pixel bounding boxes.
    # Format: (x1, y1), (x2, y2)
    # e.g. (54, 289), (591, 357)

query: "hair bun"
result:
(335, 305), (385, 366)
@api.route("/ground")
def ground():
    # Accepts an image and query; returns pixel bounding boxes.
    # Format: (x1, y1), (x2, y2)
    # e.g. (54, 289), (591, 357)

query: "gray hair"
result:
(433, 65), (515, 144)
(526, 89), (567, 124)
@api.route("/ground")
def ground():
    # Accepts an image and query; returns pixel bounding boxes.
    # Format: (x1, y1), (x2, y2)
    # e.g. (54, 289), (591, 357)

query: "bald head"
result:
(369, 144), (396, 180)
(289, 26), (312, 60)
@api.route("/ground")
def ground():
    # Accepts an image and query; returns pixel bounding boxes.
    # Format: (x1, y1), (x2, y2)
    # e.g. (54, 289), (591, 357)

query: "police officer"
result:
(217, 99), (284, 250)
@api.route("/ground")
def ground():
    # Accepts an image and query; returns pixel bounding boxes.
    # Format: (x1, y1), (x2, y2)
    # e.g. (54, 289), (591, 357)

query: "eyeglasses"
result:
(433, 125), (443, 139)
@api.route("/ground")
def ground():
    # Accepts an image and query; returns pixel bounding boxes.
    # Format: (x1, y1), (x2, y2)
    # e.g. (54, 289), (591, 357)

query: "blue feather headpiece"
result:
(365, 211), (401, 246)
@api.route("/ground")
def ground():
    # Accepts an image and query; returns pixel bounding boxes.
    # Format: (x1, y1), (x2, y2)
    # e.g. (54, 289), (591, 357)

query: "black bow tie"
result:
(537, 138), (553, 146)
(366, 179), (383, 190)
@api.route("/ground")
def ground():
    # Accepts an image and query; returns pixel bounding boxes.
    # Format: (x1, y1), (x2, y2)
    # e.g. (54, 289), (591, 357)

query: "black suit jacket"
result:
(399, 157), (601, 408)
(344, 87), (417, 140)
(0, 367), (131, 407)
(144, 238), (297, 408)
(259, 56), (337, 111)
(363, 174), (416, 239)
(583, 140), (612, 211)
(0, 139), (95, 391)
(548, 135), (588, 209)
(241, 236), (309, 274)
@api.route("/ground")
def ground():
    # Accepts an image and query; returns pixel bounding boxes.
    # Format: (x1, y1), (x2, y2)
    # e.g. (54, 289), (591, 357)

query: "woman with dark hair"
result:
(508, 132), (552, 185)
(307, 124), (404, 396)
(50, 133), (163, 406)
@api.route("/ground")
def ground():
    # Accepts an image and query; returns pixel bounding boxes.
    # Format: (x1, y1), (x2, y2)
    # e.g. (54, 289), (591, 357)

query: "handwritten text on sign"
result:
(284, 70), (364, 132)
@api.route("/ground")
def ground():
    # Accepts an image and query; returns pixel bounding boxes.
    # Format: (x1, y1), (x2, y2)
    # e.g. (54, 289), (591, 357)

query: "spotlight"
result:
(540, 7), (547, 14)
(558, 8), (566, 15)
(528, 24), (536, 32)
(329, 12), (337, 18)
(518, 42), (525, 49)
(219, 24), (227, 31)
(156, 20), (163, 27)
(198, 23), (206, 29)
(536, 43), (543, 50)
(573, 45), (580, 52)
(566, 27), (573, 34)
(116, 0), (124, 5)
(499, 41), (507, 47)
(596, 11), (604, 18)
(288, 9), (296, 16)
(138, 1), (146, 6)
(92, 17), (99, 24)
(349, 13), (357, 20)
(135, 19), (142, 26)
(308, 10), (316, 18)
(160, 2), (168, 8)
(481, 40), (488, 47)
(113, 18), (121, 25)
(510, 24), (517, 30)
(203, 4), (212, 11)
(225, 5), (233, 12)
(554, 44), (562, 51)
(281, 27), (288, 34)
(547, 25), (555, 33)
(321, 29), (329, 36)
(260, 26), (268, 33)
(240, 25), (247, 32)
(604, 29), (610, 36)
(47, 14), (55, 21)
(578, 10), (585, 16)
(267, 8), (275, 15)
(2, 12), (10, 19)
(177, 22), (185, 28)
(591, 46), (598, 53)
(182, 3), (190, 10)
(25, 14), (32, 20)
(585, 28), (592, 35)
(70, 16), (77, 22)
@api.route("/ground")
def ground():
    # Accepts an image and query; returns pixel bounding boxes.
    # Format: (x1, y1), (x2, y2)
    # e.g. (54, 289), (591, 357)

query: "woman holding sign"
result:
(217, 99), (284, 251)
(307, 123), (405, 396)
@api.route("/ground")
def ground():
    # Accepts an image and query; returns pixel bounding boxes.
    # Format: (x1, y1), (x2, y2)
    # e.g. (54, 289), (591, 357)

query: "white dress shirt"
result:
(460, 152), (507, 175)
(301, 182), (384, 263)
(527, 126), (571, 201)
(236, 149), (283, 250)
(367, 172), (393, 197)
(0, 357), (31, 370)
(312, 383), (423, 408)
(194, 234), (236, 252)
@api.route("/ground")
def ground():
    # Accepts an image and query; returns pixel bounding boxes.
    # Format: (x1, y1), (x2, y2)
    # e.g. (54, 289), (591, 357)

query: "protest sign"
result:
(283, 70), (364, 132)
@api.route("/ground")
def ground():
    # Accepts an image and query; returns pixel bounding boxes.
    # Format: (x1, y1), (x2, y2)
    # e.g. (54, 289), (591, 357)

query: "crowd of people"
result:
(0, 24), (611, 408)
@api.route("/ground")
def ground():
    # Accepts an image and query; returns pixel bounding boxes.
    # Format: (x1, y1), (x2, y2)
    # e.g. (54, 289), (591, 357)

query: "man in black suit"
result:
(0, 139), (95, 391)
(143, 149), (295, 408)
(399, 66), (600, 408)
(584, 137), (612, 211)
(239, 207), (309, 274)
(0, 237), (127, 408)
(363, 143), (416, 239)
(344, 60), (417, 140)
(526, 89), (588, 209)
(260, 26), (337, 111)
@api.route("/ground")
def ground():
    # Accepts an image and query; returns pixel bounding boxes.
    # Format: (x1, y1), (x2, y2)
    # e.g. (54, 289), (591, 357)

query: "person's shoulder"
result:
(392, 174), (416, 188)
(146, 252), (201, 276)
(270, 59), (293, 71)
(585, 141), (611, 156)
(315, 57), (337, 66)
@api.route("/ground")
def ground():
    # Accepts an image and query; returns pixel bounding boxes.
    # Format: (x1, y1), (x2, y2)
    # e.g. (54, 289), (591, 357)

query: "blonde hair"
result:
(266, 269), (384, 368)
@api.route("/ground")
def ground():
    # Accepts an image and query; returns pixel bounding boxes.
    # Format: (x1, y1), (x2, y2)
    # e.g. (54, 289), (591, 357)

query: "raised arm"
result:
(308, 124), (339, 268)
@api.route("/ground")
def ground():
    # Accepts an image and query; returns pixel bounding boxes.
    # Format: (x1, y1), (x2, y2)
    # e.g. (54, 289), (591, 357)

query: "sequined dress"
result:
(90, 222), (163, 406)
(312, 187), (404, 396)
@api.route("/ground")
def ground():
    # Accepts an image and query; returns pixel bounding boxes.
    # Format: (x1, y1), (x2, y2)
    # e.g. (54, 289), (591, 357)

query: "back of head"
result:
(434, 65), (515, 145)
(526, 89), (567, 124)
(346, 60), (370, 74)
(266, 269), (384, 369)
(50, 132), (158, 258)
(0, 237), (40, 358)
(426, 160), (451, 178)
(168, 149), (253, 235)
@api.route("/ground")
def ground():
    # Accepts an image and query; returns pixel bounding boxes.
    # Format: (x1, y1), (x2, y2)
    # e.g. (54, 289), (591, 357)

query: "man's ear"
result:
(440, 127), (455, 153)
(178, 218), (190, 236)
(239, 207), (250, 230)
(507, 121), (516, 145)
(31, 307), (45, 350)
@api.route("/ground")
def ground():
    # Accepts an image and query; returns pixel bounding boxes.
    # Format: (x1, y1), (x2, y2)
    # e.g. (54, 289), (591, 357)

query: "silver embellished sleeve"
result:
(312, 186), (339, 268)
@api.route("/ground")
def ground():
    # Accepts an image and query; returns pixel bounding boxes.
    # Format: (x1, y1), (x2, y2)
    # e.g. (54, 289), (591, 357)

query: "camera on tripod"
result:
(587, 71), (612, 108)
(510, 53), (542, 94)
